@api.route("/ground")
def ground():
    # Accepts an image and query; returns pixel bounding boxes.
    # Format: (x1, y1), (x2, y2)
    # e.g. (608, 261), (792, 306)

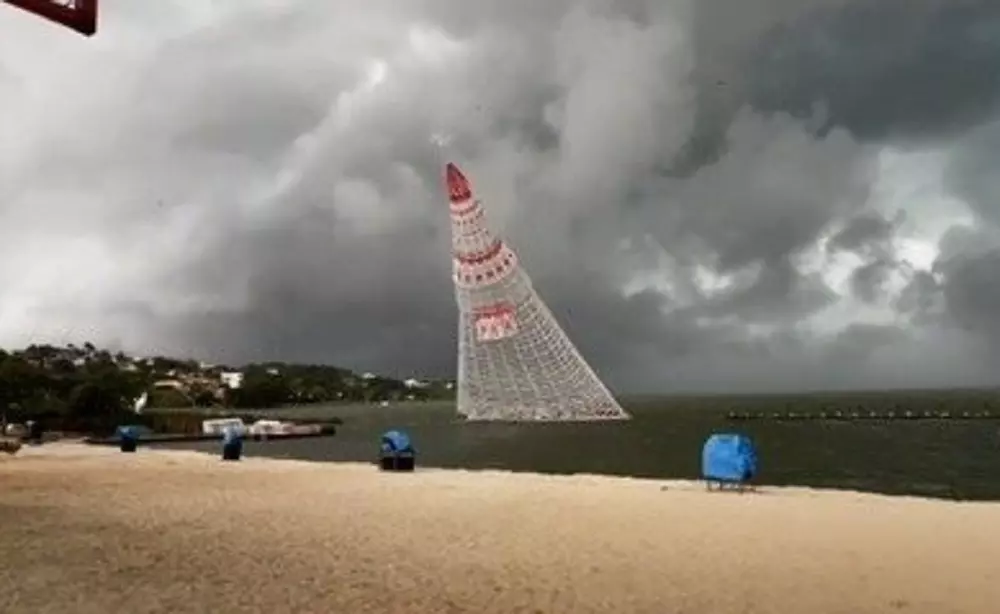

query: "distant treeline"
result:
(0, 343), (454, 433)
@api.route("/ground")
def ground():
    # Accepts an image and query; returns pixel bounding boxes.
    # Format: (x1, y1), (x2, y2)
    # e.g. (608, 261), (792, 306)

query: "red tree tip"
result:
(5, 0), (97, 36)
(445, 162), (472, 204)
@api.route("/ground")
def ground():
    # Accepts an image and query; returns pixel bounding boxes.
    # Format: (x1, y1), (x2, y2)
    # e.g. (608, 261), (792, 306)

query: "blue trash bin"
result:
(378, 429), (415, 471)
(702, 433), (757, 490)
(117, 425), (138, 453)
(221, 426), (243, 461)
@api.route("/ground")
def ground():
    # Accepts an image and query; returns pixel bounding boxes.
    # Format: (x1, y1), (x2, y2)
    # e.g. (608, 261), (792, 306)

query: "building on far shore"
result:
(220, 372), (244, 389)
(153, 379), (185, 391)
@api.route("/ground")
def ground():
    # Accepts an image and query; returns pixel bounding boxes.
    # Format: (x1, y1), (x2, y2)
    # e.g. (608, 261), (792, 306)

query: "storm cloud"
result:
(1, 0), (999, 392)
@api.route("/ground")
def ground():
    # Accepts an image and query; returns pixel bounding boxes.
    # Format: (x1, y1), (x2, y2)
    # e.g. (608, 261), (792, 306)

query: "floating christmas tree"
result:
(445, 162), (630, 421)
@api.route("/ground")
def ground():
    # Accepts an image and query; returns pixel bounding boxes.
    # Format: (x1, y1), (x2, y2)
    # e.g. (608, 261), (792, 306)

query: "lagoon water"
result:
(163, 397), (1000, 501)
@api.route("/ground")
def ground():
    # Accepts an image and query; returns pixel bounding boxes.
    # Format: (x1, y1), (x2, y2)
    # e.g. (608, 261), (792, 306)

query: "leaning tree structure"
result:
(445, 162), (630, 422)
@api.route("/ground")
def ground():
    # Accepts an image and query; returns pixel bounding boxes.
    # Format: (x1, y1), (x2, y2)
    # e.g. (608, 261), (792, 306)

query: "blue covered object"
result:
(380, 430), (414, 455)
(222, 426), (244, 445)
(379, 430), (415, 472)
(221, 426), (243, 461)
(702, 433), (757, 483)
(117, 425), (139, 453)
(117, 425), (139, 440)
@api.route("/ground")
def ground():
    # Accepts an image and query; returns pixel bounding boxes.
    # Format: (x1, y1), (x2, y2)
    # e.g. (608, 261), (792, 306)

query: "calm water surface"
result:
(162, 398), (1000, 501)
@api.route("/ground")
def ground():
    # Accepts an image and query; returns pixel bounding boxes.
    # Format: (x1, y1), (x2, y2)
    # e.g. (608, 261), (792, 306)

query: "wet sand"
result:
(1, 443), (998, 613)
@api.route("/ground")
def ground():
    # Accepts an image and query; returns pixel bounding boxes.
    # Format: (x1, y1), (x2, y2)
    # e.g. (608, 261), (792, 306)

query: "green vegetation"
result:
(0, 343), (144, 433)
(222, 363), (454, 408)
(0, 343), (455, 434)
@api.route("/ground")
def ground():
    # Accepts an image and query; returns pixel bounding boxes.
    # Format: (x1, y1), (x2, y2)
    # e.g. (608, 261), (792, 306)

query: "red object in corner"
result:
(445, 162), (472, 204)
(3, 0), (98, 36)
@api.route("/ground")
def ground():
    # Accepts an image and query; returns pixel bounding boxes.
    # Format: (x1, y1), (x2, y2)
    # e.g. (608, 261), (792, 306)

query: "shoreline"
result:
(9, 441), (999, 506)
(151, 439), (997, 503)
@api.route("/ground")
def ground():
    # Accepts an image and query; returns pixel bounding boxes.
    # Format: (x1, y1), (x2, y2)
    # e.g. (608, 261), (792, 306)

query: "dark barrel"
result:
(25, 420), (44, 445)
(117, 425), (138, 453)
(221, 426), (243, 461)
(378, 429), (415, 472)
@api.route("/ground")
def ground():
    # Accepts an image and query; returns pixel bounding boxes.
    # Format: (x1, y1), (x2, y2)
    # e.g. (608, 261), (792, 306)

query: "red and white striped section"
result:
(445, 162), (520, 289)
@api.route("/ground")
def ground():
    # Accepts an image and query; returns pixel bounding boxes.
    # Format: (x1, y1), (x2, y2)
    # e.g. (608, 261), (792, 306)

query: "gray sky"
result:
(1, 0), (999, 393)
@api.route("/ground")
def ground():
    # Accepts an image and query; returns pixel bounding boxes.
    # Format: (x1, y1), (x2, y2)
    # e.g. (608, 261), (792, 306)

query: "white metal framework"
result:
(445, 163), (630, 421)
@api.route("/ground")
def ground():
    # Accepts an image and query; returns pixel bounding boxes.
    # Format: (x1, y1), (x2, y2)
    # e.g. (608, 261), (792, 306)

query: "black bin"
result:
(25, 420), (44, 445)
(378, 430), (415, 472)
(118, 426), (138, 453)
(221, 427), (243, 461)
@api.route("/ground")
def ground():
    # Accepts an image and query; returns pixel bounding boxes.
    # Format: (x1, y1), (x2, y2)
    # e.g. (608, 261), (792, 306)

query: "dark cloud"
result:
(939, 240), (1000, 344)
(828, 212), (896, 255)
(745, 0), (1000, 141)
(896, 270), (941, 317)
(674, 0), (1000, 173)
(820, 323), (906, 384)
(849, 259), (892, 304)
(946, 253), (1000, 324)
(2, 0), (1000, 392)
(945, 119), (1000, 227)
(703, 258), (836, 323)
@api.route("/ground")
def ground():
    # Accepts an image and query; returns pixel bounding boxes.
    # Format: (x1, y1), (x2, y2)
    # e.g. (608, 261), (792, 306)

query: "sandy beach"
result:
(1, 443), (998, 613)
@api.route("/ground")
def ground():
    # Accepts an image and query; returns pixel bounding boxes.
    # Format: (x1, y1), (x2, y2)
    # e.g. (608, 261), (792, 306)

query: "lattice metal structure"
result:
(3, 0), (97, 36)
(445, 163), (630, 422)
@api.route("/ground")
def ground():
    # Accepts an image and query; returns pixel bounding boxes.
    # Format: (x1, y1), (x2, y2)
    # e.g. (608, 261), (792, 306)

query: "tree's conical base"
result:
(457, 275), (629, 422)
